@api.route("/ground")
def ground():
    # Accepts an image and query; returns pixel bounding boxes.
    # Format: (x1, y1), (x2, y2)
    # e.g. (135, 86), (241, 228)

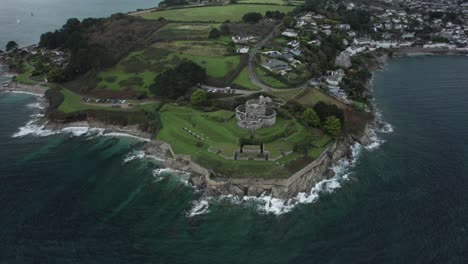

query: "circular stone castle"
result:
(236, 96), (276, 130)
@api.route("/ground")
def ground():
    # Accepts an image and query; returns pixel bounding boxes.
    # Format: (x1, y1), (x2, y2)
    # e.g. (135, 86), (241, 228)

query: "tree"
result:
(283, 16), (296, 28)
(149, 61), (206, 99)
(209, 28), (221, 39)
(191, 89), (208, 106)
(47, 68), (66, 83)
(323, 116), (341, 137)
(301, 107), (320, 127)
(220, 23), (230, 35)
(6, 41), (18, 52)
(242, 12), (263, 24)
(313, 101), (344, 124)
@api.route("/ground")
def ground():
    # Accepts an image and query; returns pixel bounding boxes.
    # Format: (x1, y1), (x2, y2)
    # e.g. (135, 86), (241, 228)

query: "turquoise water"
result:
(0, 0), (159, 49)
(1, 56), (468, 262)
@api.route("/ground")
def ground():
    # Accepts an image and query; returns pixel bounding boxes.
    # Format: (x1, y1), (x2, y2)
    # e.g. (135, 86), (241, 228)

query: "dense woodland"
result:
(38, 14), (167, 81)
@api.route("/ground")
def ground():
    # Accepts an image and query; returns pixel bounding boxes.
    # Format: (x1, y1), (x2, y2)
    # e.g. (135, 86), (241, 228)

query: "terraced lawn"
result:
(156, 104), (330, 178)
(96, 41), (242, 92)
(139, 4), (296, 22)
(153, 22), (220, 40)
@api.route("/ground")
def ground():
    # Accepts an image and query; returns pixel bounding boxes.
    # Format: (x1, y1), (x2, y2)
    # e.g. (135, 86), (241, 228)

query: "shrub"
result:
(208, 28), (221, 39)
(323, 116), (342, 137)
(191, 89), (208, 106)
(150, 61), (206, 99)
(301, 107), (320, 127)
(242, 12), (263, 24)
(104, 76), (117, 83)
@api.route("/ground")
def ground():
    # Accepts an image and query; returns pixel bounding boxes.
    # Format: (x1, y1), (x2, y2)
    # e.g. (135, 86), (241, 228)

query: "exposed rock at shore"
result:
(171, 127), (373, 199)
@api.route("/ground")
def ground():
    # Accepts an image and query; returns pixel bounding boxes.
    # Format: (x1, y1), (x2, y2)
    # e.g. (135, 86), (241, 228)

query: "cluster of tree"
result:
(149, 61), (206, 99)
(242, 12), (263, 24)
(220, 23), (230, 35)
(282, 16), (296, 28)
(302, 32), (347, 77)
(336, 5), (372, 33)
(158, 0), (188, 7)
(265, 11), (285, 20)
(209, 28), (221, 39)
(38, 18), (113, 81)
(313, 101), (344, 126)
(301, 106), (341, 136)
(303, 0), (324, 13)
(5, 41), (18, 52)
(339, 54), (373, 101)
(283, 100), (343, 137)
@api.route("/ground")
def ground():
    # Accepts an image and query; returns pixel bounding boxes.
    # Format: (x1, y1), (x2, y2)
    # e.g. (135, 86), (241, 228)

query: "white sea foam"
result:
(123, 150), (146, 164)
(186, 141), (371, 216)
(61, 126), (104, 137)
(26, 102), (45, 110)
(102, 132), (150, 142)
(12, 121), (57, 138)
(3, 90), (44, 97)
(187, 199), (210, 217)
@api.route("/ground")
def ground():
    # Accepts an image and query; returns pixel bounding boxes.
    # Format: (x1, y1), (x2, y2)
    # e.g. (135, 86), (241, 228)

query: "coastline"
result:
(3, 47), (466, 213)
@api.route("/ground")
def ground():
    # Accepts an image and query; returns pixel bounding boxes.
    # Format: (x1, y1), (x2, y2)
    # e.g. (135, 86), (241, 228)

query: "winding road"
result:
(246, 23), (314, 93)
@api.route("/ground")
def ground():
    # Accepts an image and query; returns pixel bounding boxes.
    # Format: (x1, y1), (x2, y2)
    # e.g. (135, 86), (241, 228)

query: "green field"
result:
(238, 0), (287, 4)
(153, 22), (220, 40)
(295, 88), (348, 109)
(231, 67), (261, 91)
(269, 88), (301, 101)
(58, 89), (159, 113)
(97, 41), (241, 92)
(156, 104), (328, 178)
(17, 63), (37, 85)
(139, 4), (295, 22)
(255, 66), (289, 88)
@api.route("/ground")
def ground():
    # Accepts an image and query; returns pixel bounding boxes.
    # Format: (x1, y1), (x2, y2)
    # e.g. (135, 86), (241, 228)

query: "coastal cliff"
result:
(143, 124), (373, 199)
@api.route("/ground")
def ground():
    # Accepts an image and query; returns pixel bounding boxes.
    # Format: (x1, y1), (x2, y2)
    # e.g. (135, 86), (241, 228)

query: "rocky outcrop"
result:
(178, 129), (372, 199)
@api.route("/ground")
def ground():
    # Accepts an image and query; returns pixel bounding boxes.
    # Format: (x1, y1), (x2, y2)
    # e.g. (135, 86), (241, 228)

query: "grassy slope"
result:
(58, 89), (159, 113)
(97, 41), (241, 92)
(295, 88), (348, 109)
(238, 0), (286, 4)
(153, 22), (220, 40)
(157, 104), (314, 178)
(139, 5), (295, 22)
(232, 67), (261, 91)
(17, 63), (37, 85)
(255, 66), (289, 88)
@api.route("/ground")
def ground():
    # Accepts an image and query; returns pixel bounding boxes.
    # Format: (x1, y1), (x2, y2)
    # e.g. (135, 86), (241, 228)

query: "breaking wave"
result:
(12, 97), (151, 142)
(188, 115), (393, 216)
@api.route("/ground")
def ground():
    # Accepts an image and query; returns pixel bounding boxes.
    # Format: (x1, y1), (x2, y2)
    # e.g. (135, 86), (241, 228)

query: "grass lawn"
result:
(96, 41), (241, 92)
(17, 63), (37, 85)
(58, 89), (159, 113)
(153, 22), (220, 40)
(232, 67), (261, 91)
(238, 0), (287, 4)
(269, 89), (301, 101)
(139, 4), (295, 22)
(157, 104), (315, 178)
(255, 66), (289, 88)
(295, 88), (348, 109)
(153, 41), (241, 78)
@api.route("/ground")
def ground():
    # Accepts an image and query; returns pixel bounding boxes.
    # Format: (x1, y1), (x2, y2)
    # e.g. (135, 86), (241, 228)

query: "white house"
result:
(282, 30), (298, 38)
(237, 47), (250, 54)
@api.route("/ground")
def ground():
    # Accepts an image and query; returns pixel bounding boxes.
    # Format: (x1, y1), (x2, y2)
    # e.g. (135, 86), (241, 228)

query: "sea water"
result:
(2, 56), (468, 262)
